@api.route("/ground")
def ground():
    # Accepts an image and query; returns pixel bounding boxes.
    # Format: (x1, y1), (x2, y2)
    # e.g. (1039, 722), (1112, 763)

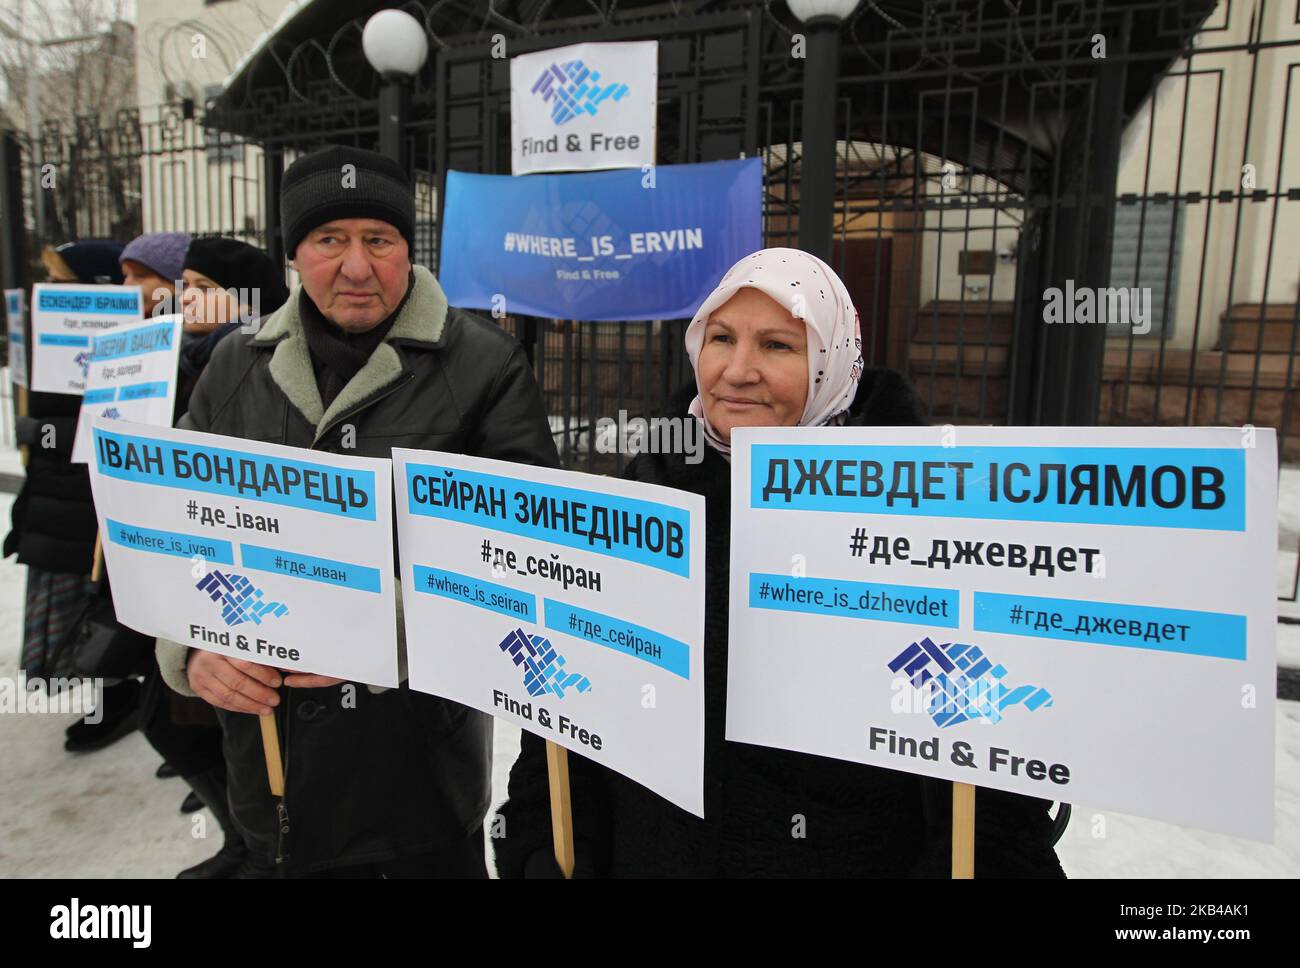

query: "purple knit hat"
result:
(119, 231), (192, 282)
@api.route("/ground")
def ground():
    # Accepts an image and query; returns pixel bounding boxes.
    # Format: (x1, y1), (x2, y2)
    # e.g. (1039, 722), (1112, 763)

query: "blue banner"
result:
(749, 444), (1246, 531)
(438, 158), (763, 321)
(93, 427), (377, 521)
(748, 573), (960, 628)
(39, 333), (89, 347)
(972, 591), (1247, 661)
(412, 565), (538, 621)
(92, 321), (175, 361)
(405, 461), (690, 577)
(543, 598), (691, 679)
(118, 381), (169, 401)
(105, 518), (235, 565)
(241, 543), (383, 593)
(37, 288), (140, 315)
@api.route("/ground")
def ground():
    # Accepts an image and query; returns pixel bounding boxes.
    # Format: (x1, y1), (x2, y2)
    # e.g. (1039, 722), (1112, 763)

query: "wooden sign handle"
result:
(17, 383), (28, 467)
(259, 712), (285, 797)
(546, 740), (576, 878)
(90, 534), (103, 582)
(952, 781), (975, 878)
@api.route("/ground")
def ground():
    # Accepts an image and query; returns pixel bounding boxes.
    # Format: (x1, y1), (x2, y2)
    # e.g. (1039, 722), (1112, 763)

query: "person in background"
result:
(139, 237), (290, 878)
(4, 241), (146, 752)
(175, 237), (290, 412)
(119, 232), (190, 317)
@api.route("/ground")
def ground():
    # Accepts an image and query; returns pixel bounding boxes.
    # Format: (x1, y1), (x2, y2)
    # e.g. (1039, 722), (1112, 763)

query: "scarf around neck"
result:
(299, 271), (414, 408)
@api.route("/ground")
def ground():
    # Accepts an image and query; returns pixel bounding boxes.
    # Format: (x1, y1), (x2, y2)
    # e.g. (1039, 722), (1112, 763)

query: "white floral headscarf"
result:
(684, 247), (863, 456)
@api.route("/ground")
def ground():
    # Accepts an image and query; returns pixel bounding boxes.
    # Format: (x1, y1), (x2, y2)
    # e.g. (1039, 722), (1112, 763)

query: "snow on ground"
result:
(0, 486), (519, 877)
(1055, 700), (1300, 877)
(0, 469), (1297, 877)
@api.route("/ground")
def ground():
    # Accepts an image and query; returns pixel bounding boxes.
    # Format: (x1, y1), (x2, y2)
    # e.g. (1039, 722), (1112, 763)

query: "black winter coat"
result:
(495, 369), (1067, 878)
(4, 391), (98, 574)
(157, 267), (560, 874)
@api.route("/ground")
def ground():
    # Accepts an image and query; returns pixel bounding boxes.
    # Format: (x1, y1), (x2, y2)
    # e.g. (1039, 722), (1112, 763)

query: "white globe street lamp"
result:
(362, 10), (429, 172)
(787, 0), (861, 25)
(362, 9), (429, 79)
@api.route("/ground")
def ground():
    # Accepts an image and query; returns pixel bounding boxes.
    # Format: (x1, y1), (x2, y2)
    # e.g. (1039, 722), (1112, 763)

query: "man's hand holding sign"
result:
(88, 419), (400, 799)
(187, 654), (345, 715)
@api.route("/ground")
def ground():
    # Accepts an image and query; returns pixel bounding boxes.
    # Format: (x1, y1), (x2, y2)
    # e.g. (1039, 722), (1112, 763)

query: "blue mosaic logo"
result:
(530, 59), (628, 125)
(499, 627), (591, 699)
(100, 407), (121, 420)
(74, 350), (93, 378)
(887, 636), (1052, 727)
(196, 569), (289, 627)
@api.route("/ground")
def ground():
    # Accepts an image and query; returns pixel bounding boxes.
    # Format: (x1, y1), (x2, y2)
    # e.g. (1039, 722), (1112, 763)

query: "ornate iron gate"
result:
(3, 0), (1298, 607)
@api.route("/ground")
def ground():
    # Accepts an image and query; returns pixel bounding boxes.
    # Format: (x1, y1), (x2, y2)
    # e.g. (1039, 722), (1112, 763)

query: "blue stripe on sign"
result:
(972, 591), (1247, 661)
(92, 321), (175, 361)
(105, 518), (234, 564)
(83, 388), (116, 405)
(749, 444), (1246, 531)
(405, 461), (691, 577)
(91, 427), (377, 521)
(543, 597), (690, 679)
(748, 572), (960, 629)
(8, 331), (22, 344)
(38, 333), (89, 347)
(240, 543), (382, 593)
(118, 381), (168, 401)
(38, 288), (140, 315)
(411, 565), (536, 621)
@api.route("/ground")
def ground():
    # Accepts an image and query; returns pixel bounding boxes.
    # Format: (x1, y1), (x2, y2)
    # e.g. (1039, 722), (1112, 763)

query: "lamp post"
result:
(789, 0), (858, 262)
(362, 10), (429, 176)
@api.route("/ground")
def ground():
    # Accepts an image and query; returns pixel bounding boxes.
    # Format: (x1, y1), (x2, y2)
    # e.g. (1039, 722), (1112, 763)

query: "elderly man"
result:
(154, 146), (559, 877)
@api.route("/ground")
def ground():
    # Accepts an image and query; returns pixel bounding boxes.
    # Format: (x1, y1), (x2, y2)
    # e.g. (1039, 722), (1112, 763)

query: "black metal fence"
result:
(2, 0), (1297, 600)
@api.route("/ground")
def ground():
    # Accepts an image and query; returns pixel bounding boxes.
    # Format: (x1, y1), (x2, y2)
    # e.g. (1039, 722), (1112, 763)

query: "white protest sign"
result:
(511, 40), (657, 175)
(72, 315), (183, 464)
(727, 425), (1276, 841)
(30, 284), (143, 394)
(5, 289), (27, 387)
(393, 449), (705, 816)
(87, 418), (398, 686)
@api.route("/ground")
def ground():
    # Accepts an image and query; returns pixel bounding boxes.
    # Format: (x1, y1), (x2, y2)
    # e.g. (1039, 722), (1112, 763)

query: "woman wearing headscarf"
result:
(4, 241), (151, 753)
(494, 248), (1065, 878)
(137, 237), (290, 878)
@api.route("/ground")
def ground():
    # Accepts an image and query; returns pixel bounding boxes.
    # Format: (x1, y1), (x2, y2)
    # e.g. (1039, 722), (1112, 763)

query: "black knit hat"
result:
(54, 240), (126, 284)
(280, 145), (415, 259)
(185, 238), (291, 314)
